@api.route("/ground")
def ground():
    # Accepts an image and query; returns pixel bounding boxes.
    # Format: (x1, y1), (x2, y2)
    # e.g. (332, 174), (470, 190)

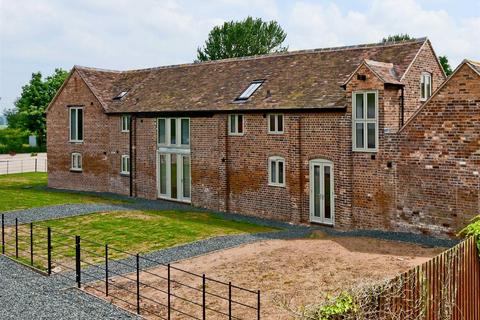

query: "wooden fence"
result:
(375, 236), (479, 320)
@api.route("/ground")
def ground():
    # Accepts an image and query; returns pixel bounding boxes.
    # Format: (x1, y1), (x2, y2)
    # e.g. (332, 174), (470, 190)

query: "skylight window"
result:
(113, 91), (128, 100)
(236, 80), (264, 101)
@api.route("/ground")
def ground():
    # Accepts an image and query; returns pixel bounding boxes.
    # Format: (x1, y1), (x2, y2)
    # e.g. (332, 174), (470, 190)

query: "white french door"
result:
(309, 159), (334, 225)
(157, 151), (191, 202)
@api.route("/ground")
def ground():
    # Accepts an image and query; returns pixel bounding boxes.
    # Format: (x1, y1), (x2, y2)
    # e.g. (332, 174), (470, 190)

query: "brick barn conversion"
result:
(46, 38), (480, 238)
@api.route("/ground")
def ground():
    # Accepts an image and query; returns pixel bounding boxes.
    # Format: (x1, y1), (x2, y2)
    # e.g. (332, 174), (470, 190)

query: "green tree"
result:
(6, 68), (68, 147)
(197, 16), (287, 61)
(438, 55), (453, 76)
(382, 34), (413, 43)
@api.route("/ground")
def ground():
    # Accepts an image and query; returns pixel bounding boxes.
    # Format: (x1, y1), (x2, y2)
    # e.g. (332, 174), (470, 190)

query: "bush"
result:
(0, 128), (45, 154)
(459, 215), (480, 251)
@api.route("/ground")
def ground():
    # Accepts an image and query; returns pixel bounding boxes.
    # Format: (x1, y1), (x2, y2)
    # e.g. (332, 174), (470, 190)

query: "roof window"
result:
(235, 80), (264, 101)
(113, 91), (128, 100)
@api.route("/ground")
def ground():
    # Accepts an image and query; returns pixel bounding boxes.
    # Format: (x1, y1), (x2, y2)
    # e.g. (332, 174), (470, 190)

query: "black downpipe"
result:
(400, 87), (405, 127)
(129, 115), (133, 197)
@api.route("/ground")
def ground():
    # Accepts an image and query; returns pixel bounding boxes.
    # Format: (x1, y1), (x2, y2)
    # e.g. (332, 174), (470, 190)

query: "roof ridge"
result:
(75, 37), (427, 74)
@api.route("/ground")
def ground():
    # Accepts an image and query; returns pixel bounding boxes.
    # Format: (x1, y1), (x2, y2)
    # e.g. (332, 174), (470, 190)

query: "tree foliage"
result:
(196, 16), (287, 61)
(5, 68), (69, 146)
(382, 34), (414, 43)
(438, 55), (453, 76)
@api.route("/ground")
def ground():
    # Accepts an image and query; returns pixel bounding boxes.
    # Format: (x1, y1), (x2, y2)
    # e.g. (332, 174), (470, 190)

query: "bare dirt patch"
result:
(86, 235), (444, 319)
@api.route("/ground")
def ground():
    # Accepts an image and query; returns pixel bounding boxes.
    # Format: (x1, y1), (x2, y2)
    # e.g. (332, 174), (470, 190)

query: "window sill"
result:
(69, 140), (83, 144)
(268, 183), (286, 188)
(352, 149), (377, 153)
(228, 133), (245, 136)
(120, 172), (130, 177)
(268, 132), (284, 135)
(70, 169), (83, 173)
(121, 130), (130, 133)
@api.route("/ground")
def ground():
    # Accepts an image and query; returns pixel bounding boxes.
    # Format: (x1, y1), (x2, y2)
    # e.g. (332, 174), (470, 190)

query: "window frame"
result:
(268, 114), (284, 134)
(352, 91), (379, 152)
(228, 114), (245, 136)
(420, 72), (432, 101)
(157, 118), (190, 148)
(121, 115), (131, 132)
(69, 107), (84, 143)
(235, 80), (264, 101)
(121, 154), (130, 175)
(70, 153), (82, 171)
(268, 156), (286, 187)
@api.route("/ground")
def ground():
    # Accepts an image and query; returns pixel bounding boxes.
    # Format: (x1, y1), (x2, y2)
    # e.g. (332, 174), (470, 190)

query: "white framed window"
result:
(71, 153), (82, 171)
(268, 114), (284, 134)
(268, 156), (285, 187)
(69, 107), (83, 142)
(157, 118), (190, 147)
(121, 155), (130, 175)
(121, 115), (130, 132)
(352, 91), (378, 152)
(420, 72), (432, 101)
(235, 80), (264, 101)
(228, 114), (244, 135)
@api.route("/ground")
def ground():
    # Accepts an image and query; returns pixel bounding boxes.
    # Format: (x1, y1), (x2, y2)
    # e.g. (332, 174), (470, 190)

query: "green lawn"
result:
(0, 172), (121, 211)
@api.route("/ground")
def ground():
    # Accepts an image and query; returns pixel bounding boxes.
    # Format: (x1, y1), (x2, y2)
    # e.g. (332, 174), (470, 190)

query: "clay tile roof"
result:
(75, 38), (427, 114)
(466, 60), (480, 76)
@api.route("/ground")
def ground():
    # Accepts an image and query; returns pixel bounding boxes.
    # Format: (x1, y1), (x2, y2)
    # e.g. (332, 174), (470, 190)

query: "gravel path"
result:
(0, 256), (138, 320)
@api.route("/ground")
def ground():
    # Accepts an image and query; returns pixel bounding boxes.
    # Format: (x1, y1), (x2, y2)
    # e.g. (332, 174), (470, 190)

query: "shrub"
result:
(0, 128), (46, 154)
(459, 215), (480, 251)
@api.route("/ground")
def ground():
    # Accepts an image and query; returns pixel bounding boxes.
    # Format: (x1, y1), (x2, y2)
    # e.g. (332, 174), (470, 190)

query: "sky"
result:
(1, 0), (479, 114)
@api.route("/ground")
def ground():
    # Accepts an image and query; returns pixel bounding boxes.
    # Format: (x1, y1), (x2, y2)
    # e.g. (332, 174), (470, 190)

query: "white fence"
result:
(0, 157), (47, 175)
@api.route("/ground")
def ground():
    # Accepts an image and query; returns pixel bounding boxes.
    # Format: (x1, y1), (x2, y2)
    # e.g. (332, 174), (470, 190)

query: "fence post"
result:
(136, 254), (140, 315)
(228, 282), (232, 320)
(202, 274), (206, 320)
(105, 244), (109, 296)
(1, 214), (4, 255)
(15, 218), (18, 258)
(47, 227), (52, 275)
(75, 235), (81, 288)
(35, 158), (38, 172)
(168, 264), (171, 320)
(257, 290), (261, 320)
(30, 223), (33, 266)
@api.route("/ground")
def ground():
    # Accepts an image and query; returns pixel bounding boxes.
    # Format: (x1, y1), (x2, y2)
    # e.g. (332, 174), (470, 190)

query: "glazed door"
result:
(309, 160), (334, 225)
(157, 152), (191, 202)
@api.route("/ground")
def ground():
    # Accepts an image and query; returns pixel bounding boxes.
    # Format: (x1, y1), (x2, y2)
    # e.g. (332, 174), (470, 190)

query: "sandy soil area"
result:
(86, 234), (444, 319)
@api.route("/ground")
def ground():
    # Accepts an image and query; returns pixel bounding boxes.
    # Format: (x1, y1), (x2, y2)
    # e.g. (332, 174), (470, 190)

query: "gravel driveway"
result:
(0, 256), (138, 320)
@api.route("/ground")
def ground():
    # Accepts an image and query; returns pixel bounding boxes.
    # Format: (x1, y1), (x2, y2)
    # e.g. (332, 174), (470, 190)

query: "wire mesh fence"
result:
(0, 157), (47, 175)
(0, 214), (261, 319)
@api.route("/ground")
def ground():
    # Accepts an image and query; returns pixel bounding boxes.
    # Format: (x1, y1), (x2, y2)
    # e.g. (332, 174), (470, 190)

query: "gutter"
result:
(129, 115), (134, 197)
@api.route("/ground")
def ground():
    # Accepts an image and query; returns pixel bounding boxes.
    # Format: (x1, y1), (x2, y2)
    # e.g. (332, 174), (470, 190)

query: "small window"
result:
(268, 156), (285, 187)
(420, 72), (432, 101)
(236, 80), (264, 101)
(121, 115), (130, 132)
(268, 114), (284, 134)
(71, 153), (82, 171)
(121, 155), (130, 175)
(113, 91), (128, 100)
(228, 115), (244, 135)
(69, 107), (83, 142)
(157, 118), (190, 147)
(353, 91), (378, 152)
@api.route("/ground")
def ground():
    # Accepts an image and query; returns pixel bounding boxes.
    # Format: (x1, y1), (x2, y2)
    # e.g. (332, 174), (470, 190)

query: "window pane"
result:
(355, 94), (364, 119)
(355, 123), (364, 149)
(367, 123), (376, 149)
(170, 119), (177, 145)
(171, 154), (177, 198)
(158, 119), (166, 144)
(237, 115), (243, 133)
(271, 161), (276, 183)
(314, 166), (320, 217)
(367, 93), (376, 119)
(421, 78), (426, 98)
(324, 166), (331, 219)
(182, 155), (191, 198)
(269, 115), (275, 132)
(278, 161), (284, 184)
(70, 109), (77, 140)
(181, 119), (189, 145)
(159, 154), (167, 195)
(230, 115), (236, 133)
(277, 115), (283, 132)
(77, 109), (83, 140)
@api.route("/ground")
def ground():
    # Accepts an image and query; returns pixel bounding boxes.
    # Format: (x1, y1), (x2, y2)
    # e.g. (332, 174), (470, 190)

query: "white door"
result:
(157, 152), (191, 202)
(309, 159), (334, 225)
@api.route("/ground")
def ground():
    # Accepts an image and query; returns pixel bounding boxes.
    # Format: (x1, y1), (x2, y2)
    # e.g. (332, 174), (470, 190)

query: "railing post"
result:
(228, 282), (232, 320)
(15, 218), (18, 258)
(202, 274), (206, 320)
(257, 290), (260, 320)
(105, 244), (109, 296)
(168, 264), (171, 320)
(75, 235), (81, 288)
(35, 158), (38, 172)
(1, 214), (4, 255)
(136, 254), (140, 315)
(30, 222), (34, 266)
(47, 227), (52, 275)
